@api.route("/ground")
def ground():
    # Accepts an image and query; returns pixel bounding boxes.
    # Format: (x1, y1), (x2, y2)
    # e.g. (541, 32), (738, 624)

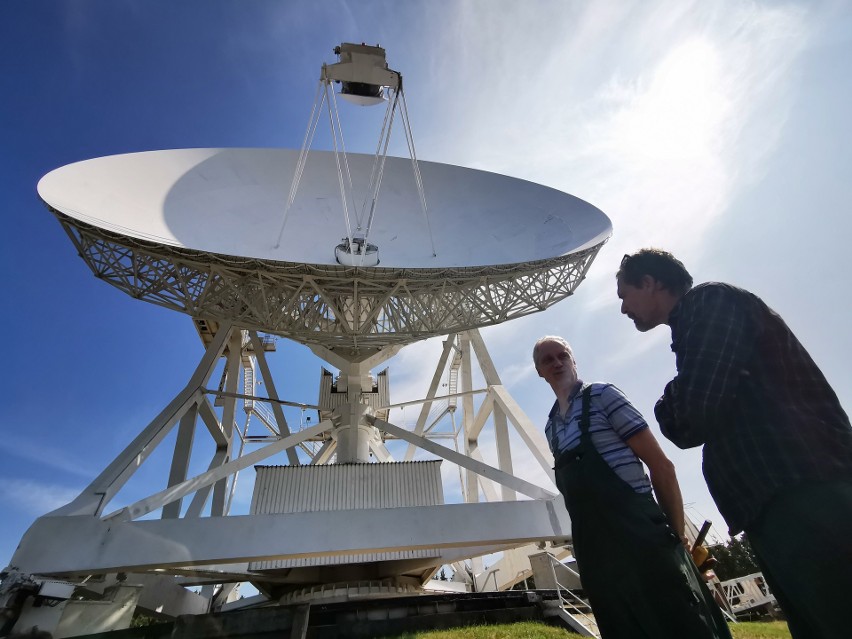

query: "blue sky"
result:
(2, 0), (851, 569)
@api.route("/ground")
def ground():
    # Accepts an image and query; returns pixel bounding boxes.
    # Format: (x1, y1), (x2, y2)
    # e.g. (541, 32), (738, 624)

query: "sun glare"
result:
(615, 39), (728, 161)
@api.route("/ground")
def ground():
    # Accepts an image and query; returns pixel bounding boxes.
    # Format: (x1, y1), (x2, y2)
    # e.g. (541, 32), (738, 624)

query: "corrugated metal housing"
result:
(249, 461), (443, 570)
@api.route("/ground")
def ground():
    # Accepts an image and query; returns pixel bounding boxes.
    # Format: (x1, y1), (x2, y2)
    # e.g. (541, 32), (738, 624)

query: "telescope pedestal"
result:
(4, 321), (569, 625)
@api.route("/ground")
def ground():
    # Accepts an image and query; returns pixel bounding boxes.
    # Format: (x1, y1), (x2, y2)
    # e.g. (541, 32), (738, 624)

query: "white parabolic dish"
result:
(38, 148), (611, 268)
(39, 149), (612, 356)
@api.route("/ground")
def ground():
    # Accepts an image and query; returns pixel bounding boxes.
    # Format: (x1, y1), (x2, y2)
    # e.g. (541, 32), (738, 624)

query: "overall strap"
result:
(548, 401), (560, 454)
(579, 384), (593, 442)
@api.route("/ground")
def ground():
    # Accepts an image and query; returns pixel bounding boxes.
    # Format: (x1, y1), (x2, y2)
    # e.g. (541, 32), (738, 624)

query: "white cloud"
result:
(0, 478), (82, 516)
(0, 436), (94, 479)
(390, 1), (815, 536)
(418, 1), (809, 262)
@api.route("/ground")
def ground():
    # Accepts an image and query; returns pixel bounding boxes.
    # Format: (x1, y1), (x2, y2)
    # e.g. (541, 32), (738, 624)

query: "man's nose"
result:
(620, 301), (627, 314)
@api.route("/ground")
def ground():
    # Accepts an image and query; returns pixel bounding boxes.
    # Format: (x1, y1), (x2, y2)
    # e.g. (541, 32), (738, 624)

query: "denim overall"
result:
(552, 385), (731, 639)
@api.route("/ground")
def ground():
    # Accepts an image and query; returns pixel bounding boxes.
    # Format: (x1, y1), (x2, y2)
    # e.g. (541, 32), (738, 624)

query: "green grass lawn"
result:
(377, 620), (792, 639)
(376, 621), (575, 638)
(730, 621), (792, 639)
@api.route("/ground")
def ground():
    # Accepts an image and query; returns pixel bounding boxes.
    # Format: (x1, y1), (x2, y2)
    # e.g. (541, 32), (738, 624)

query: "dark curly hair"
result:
(617, 249), (693, 297)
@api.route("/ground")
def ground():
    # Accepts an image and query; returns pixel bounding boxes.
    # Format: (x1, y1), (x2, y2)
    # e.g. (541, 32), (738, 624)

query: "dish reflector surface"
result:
(38, 148), (611, 268)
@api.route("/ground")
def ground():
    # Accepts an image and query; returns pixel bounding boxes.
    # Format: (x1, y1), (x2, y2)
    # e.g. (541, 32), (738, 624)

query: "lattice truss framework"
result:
(56, 211), (605, 352)
(8, 321), (573, 589)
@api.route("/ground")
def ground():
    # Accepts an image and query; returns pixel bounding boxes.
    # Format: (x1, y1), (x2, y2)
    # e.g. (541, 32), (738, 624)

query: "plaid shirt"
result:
(655, 282), (852, 534)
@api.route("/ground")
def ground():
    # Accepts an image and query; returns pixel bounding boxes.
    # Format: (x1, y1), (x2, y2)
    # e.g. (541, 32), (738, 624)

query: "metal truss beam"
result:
(9, 314), (570, 598)
(372, 418), (553, 501)
(109, 422), (331, 522)
(15, 500), (570, 577)
(48, 322), (233, 517)
(53, 210), (605, 360)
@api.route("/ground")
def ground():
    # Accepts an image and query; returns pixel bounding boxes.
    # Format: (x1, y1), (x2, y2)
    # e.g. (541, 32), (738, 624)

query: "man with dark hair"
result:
(534, 336), (730, 639)
(615, 248), (694, 298)
(616, 248), (852, 639)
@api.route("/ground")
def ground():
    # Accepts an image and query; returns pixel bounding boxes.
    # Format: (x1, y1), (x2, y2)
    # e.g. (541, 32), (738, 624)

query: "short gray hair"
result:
(532, 335), (574, 367)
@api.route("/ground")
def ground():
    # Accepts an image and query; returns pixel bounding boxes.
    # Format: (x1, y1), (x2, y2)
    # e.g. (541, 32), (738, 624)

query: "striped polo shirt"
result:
(545, 381), (652, 493)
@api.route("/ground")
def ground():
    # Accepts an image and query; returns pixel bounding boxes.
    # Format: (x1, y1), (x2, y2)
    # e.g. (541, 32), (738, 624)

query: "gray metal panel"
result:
(318, 369), (336, 413)
(318, 368), (391, 420)
(249, 461), (443, 570)
(376, 369), (390, 420)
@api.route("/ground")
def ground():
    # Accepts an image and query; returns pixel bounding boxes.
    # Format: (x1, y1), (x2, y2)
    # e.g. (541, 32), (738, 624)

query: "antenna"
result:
(9, 43), (613, 633)
(38, 147), (610, 359)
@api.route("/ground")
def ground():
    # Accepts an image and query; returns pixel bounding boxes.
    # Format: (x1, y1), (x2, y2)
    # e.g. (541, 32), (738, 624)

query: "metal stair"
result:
(531, 551), (601, 637)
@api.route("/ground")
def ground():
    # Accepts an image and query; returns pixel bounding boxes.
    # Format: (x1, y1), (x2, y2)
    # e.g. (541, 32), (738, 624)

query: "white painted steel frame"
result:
(281, 43), (434, 264)
(52, 209), (604, 359)
(14, 500), (570, 577)
(16, 39), (609, 619)
(9, 322), (568, 585)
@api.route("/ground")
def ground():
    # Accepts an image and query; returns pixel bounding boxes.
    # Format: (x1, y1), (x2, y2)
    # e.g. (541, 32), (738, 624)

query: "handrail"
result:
(544, 553), (600, 638)
(720, 572), (775, 614)
(478, 568), (501, 592)
(253, 401), (278, 435)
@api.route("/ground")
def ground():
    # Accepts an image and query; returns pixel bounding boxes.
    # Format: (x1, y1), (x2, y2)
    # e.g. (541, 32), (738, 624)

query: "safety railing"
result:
(721, 572), (776, 615)
(543, 553), (600, 638)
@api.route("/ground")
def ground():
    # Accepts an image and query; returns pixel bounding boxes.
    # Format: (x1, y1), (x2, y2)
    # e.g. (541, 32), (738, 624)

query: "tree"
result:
(709, 534), (760, 581)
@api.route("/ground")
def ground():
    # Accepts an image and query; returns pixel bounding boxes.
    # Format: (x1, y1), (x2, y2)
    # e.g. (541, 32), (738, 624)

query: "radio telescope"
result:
(3, 43), (611, 633)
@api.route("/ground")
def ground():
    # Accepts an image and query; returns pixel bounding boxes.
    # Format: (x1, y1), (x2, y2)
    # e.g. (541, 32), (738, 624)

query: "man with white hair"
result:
(534, 336), (730, 639)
